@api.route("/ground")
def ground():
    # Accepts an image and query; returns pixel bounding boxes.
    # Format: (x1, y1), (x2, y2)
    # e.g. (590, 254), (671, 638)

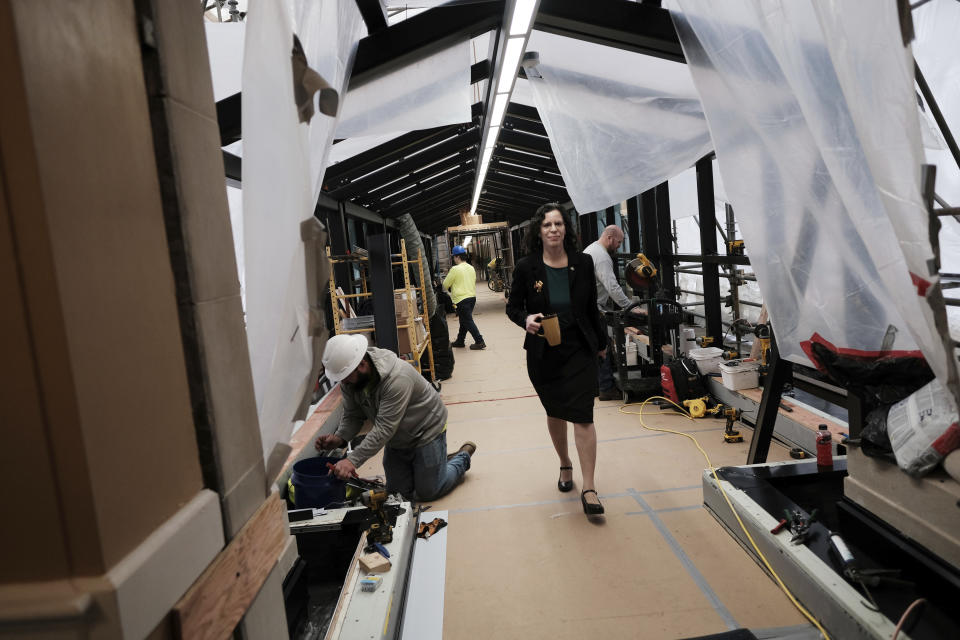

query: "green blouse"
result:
(545, 265), (572, 325)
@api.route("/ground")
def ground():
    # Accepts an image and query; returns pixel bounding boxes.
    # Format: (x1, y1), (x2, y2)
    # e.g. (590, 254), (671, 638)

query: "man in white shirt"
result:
(583, 225), (642, 400)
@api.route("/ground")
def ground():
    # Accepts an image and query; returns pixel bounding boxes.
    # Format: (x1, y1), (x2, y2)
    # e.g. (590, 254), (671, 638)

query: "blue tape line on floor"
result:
(628, 488), (739, 631)
(448, 484), (702, 515)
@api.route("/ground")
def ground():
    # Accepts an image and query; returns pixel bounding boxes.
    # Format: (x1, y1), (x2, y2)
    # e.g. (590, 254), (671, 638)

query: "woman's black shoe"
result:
(581, 489), (604, 515)
(558, 466), (573, 492)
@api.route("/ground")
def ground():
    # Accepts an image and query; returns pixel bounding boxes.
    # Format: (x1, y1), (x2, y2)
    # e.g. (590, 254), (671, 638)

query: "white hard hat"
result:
(322, 334), (368, 382)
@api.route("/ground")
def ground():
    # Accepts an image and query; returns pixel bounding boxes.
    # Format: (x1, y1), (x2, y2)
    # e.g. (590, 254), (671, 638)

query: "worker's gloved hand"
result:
(525, 313), (543, 335)
(315, 434), (346, 452)
(328, 458), (358, 480)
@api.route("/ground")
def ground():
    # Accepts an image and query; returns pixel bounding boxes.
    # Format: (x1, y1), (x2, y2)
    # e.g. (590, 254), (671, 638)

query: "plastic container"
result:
(718, 358), (760, 390)
(291, 456), (347, 508)
(625, 341), (638, 366)
(688, 347), (724, 375)
(816, 424), (833, 470)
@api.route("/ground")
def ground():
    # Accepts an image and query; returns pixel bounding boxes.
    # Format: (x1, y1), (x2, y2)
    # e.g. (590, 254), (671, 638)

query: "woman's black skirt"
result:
(526, 325), (598, 423)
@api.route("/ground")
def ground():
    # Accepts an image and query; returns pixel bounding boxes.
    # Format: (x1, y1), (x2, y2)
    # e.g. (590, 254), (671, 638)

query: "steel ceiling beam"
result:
(324, 124), (461, 187)
(385, 175), (473, 218)
(498, 128), (554, 156)
(355, 0), (388, 35)
(534, 0), (684, 63)
(485, 172), (567, 200)
(350, 1), (503, 89)
(327, 126), (479, 199)
(504, 115), (548, 138)
(495, 147), (560, 172)
(381, 171), (475, 215)
(355, 149), (478, 207)
(489, 158), (564, 187)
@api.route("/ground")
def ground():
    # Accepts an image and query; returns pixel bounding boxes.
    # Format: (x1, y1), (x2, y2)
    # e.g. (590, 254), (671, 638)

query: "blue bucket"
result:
(291, 456), (347, 508)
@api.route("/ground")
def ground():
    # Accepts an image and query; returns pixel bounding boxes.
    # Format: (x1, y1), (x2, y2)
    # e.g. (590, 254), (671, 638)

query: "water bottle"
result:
(816, 424), (833, 470)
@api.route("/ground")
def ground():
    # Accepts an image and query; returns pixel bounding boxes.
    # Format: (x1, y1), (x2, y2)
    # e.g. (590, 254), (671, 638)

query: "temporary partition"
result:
(242, 0), (364, 468)
(672, 0), (959, 402)
(335, 41), (473, 140)
(524, 30), (712, 213)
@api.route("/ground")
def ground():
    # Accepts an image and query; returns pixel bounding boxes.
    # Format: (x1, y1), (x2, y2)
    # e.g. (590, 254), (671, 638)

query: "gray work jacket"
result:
(335, 347), (447, 467)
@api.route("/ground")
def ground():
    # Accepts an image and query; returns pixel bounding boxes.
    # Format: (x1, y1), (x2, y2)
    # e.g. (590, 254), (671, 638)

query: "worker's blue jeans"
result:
(383, 431), (470, 502)
(454, 296), (483, 344)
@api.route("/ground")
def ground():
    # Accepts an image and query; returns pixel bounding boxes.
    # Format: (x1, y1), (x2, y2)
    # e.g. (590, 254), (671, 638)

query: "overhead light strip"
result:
(469, 0), (541, 215)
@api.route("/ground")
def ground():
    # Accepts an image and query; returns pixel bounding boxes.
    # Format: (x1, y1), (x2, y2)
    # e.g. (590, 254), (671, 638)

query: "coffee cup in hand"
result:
(537, 313), (561, 346)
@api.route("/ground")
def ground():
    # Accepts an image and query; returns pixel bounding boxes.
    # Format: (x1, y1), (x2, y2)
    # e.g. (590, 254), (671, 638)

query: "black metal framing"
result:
(349, 1), (503, 88)
(696, 157), (722, 341)
(368, 232), (399, 352)
(534, 0), (683, 62)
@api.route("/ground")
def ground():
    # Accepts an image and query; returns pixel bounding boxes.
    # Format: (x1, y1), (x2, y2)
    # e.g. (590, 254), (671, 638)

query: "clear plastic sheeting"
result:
(914, 0), (960, 206)
(205, 22), (245, 101)
(913, 0), (960, 346)
(335, 42), (472, 140)
(672, 1), (958, 402)
(242, 0), (363, 466)
(524, 30), (712, 214)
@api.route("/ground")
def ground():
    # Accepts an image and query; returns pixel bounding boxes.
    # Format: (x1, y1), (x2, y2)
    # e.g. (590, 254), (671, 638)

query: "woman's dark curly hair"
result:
(525, 202), (579, 255)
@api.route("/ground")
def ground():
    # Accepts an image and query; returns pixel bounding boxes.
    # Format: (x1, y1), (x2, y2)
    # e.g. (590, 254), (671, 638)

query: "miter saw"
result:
(625, 253), (658, 291)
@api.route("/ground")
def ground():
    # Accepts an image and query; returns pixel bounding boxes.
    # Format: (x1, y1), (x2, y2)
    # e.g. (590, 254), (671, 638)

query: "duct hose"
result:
(396, 214), (455, 379)
(397, 214), (438, 318)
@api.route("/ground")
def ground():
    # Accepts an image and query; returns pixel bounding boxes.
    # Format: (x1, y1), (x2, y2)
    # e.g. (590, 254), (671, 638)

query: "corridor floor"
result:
(358, 284), (808, 639)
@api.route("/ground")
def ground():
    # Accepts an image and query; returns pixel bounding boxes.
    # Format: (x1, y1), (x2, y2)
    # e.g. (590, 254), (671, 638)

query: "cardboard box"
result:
(394, 290), (418, 323)
(397, 316), (426, 356)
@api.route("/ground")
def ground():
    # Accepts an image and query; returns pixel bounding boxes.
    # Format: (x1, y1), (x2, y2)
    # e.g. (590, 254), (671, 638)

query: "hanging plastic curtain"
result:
(913, 0), (960, 345)
(524, 31), (713, 213)
(335, 42), (472, 140)
(671, 0), (958, 402)
(242, 0), (364, 469)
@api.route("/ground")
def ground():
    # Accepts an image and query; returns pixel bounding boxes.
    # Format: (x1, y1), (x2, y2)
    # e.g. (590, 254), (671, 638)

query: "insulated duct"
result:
(396, 213), (454, 380)
(397, 213), (438, 317)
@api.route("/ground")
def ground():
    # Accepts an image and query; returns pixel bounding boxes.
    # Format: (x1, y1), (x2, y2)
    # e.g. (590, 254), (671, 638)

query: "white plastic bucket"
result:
(688, 347), (724, 375)
(719, 359), (760, 390)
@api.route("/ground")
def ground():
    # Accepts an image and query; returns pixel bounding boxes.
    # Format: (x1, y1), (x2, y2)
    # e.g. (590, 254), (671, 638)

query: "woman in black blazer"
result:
(506, 203), (608, 516)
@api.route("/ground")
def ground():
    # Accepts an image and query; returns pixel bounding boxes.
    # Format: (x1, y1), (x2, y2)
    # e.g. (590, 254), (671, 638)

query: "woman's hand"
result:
(525, 313), (543, 335)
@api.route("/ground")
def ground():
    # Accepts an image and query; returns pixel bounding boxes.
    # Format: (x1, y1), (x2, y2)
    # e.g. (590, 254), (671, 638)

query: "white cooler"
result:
(719, 359), (760, 390)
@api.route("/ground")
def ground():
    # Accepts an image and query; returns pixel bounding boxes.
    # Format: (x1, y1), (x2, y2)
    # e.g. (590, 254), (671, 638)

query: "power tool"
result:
(722, 406), (743, 443)
(624, 253), (658, 290)
(754, 323), (772, 374)
(721, 349), (739, 360)
(695, 336), (715, 348)
(683, 397), (708, 419)
(727, 239), (745, 255)
(360, 488), (393, 544)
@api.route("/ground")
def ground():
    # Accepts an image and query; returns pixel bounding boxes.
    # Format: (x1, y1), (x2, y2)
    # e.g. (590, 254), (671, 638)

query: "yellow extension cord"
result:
(620, 396), (832, 640)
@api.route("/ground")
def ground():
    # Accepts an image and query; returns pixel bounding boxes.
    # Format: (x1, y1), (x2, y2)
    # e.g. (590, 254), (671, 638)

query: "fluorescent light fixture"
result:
(481, 145), (494, 165)
(490, 93), (509, 125)
(497, 37), (526, 94)
(484, 126), (500, 147)
(509, 0), (537, 36)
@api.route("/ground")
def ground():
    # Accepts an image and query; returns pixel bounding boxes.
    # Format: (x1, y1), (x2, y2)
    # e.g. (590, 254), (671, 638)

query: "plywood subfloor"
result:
(356, 285), (807, 639)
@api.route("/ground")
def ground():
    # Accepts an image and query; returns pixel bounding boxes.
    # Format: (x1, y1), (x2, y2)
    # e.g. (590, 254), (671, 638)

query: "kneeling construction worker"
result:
(316, 334), (476, 501)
